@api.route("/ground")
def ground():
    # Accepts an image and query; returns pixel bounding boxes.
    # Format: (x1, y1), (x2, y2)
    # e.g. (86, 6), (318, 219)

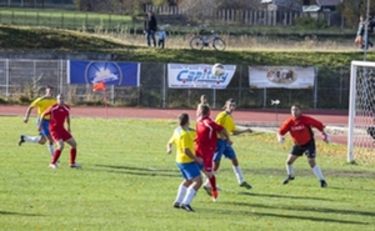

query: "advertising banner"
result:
(68, 60), (140, 86)
(249, 66), (315, 89)
(168, 63), (236, 89)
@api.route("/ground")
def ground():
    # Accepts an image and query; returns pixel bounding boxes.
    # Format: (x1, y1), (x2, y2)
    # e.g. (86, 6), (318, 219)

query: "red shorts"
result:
(196, 149), (214, 172)
(51, 128), (72, 142)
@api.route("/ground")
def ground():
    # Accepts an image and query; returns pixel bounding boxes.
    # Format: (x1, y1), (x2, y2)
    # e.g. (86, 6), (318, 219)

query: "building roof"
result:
(316, 0), (341, 6)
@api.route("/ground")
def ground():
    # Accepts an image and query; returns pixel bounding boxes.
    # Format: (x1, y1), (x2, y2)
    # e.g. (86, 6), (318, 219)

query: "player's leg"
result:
(50, 139), (64, 168)
(19, 118), (47, 146)
(174, 179), (192, 208)
(203, 169), (218, 201)
(19, 134), (43, 146)
(283, 152), (300, 184)
(204, 140), (224, 192)
(225, 143), (252, 189)
(40, 119), (54, 156)
(65, 137), (78, 168)
(180, 163), (202, 212)
(306, 141), (327, 188)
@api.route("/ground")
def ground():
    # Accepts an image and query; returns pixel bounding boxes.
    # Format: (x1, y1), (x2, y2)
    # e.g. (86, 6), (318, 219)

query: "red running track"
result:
(0, 105), (348, 143)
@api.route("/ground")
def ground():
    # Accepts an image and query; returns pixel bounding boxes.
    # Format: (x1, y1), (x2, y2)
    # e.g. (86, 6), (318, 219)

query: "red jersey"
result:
(279, 114), (325, 145)
(195, 116), (224, 153)
(44, 104), (70, 131)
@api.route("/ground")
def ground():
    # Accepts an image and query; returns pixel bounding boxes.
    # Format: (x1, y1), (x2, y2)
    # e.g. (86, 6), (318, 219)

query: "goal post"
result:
(347, 61), (375, 163)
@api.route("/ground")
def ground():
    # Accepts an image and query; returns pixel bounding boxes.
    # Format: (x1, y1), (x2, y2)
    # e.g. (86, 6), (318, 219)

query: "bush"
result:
(295, 16), (329, 29)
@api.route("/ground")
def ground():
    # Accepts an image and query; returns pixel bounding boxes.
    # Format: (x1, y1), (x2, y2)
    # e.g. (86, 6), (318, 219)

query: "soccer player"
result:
(208, 98), (253, 191)
(19, 85), (56, 156)
(196, 94), (209, 119)
(166, 113), (203, 212)
(277, 105), (329, 188)
(195, 104), (229, 201)
(40, 94), (79, 169)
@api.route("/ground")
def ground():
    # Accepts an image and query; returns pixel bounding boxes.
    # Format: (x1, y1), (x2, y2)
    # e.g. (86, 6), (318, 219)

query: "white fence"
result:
(0, 58), (350, 109)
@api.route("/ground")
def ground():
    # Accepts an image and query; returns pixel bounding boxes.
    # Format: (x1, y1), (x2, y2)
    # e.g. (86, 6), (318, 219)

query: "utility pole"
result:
(364, 0), (370, 61)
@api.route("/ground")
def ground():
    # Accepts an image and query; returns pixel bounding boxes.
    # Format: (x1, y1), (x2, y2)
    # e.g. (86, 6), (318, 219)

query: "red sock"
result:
(70, 148), (77, 165)
(51, 149), (62, 164)
(209, 176), (217, 191)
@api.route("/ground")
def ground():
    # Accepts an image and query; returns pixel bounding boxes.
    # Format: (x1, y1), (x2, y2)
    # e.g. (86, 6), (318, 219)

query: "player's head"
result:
(45, 85), (53, 97)
(291, 104), (302, 118)
(179, 113), (189, 127)
(200, 94), (207, 104)
(224, 98), (236, 112)
(201, 105), (210, 117)
(56, 94), (64, 105)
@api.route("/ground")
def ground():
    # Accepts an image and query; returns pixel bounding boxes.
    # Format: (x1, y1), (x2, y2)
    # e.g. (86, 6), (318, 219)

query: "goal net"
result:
(348, 61), (375, 163)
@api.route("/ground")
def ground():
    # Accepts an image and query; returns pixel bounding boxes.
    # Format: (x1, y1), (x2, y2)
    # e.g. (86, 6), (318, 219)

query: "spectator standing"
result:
(144, 10), (157, 47)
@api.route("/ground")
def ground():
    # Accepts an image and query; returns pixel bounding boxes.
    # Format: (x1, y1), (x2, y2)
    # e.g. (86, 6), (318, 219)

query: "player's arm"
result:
(184, 148), (203, 165)
(277, 119), (291, 143)
(67, 114), (71, 133)
(39, 108), (51, 131)
(233, 126), (252, 135)
(305, 116), (329, 143)
(23, 105), (35, 123)
(166, 132), (175, 154)
(24, 98), (42, 123)
(219, 128), (232, 144)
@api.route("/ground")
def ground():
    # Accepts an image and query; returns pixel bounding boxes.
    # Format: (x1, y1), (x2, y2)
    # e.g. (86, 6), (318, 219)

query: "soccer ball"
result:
(211, 63), (225, 77)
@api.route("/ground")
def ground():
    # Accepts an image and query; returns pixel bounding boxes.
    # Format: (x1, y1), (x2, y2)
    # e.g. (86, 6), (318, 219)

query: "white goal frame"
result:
(347, 60), (375, 163)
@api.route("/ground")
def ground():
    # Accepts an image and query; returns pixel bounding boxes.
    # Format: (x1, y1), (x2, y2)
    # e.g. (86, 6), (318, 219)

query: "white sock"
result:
(232, 166), (244, 184)
(182, 187), (196, 205)
(286, 164), (294, 177)
(312, 165), (325, 180)
(175, 183), (187, 204)
(23, 135), (41, 143)
(47, 144), (54, 156)
(204, 178), (210, 187)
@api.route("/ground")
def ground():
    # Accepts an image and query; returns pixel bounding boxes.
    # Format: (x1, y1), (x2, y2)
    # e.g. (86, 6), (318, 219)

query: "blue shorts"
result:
(213, 139), (236, 162)
(291, 139), (316, 158)
(38, 119), (50, 137)
(176, 162), (201, 180)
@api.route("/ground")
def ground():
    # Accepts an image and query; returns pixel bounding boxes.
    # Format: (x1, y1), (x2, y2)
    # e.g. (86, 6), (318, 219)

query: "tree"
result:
(339, 0), (375, 28)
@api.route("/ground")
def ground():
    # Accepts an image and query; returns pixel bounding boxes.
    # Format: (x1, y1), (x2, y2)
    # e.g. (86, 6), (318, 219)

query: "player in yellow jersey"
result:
(167, 113), (203, 212)
(204, 98), (253, 192)
(18, 86), (57, 156)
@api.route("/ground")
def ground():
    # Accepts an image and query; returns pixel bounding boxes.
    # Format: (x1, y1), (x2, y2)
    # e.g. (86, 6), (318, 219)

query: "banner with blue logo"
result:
(168, 63), (236, 89)
(67, 60), (140, 86)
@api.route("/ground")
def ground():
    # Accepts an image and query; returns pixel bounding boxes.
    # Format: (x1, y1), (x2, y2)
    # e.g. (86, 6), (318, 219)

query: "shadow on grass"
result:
(93, 164), (180, 178)
(223, 201), (375, 217)
(248, 168), (375, 179)
(239, 192), (334, 202)
(199, 207), (369, 226)
(0, 210), (43, 216)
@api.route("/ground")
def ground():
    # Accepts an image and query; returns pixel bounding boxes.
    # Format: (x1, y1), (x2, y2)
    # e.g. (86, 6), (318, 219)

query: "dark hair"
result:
(223, 98), (236, 109)
(179, 113), (189, 126)
(201, 105), (210, 116)
(291, 104), (301, 110)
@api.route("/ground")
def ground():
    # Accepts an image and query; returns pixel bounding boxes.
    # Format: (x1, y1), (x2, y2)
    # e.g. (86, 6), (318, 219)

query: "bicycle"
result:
(189, 30), (226, 51)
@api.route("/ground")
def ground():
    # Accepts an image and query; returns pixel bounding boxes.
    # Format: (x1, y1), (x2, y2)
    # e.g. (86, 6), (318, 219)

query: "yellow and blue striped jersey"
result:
(30, 97), (57, 120)
(169, 127), (196, 164)
(215, 111), (236, 135)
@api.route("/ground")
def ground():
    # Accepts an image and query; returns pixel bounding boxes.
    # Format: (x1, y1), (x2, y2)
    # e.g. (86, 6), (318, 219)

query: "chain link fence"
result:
(0, 58), (350, 109)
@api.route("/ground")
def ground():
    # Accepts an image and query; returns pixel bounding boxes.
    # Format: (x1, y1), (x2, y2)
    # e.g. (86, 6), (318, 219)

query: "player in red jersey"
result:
(39, 94), (79, 169)
(195, 104), (229, 201)
(277, 105), (329, 188)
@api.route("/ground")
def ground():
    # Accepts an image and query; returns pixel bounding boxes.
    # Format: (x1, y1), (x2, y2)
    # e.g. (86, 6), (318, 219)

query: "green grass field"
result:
(1, 117), (374, 231)
(0, 8), (134, 30)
